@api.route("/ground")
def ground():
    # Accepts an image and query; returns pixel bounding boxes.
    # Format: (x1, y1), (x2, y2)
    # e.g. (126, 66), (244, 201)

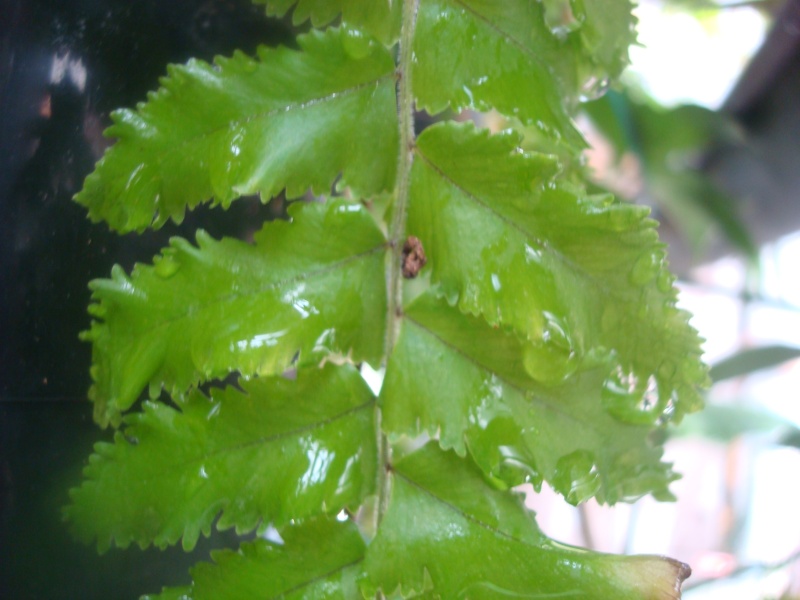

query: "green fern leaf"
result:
(413, 0), (583, 146)
(362, 444), (690, 599)
(568, 0), (638, 86)
(407, 122), (706, 422)
(75, 28), (397, 232)
(382, 293), (677, 504)
(412, 0), (637, 146)
(146, 518), (366, 600)
(253, 0), (402, 45)
(65, 365), (376, 552)
(84, 200), (386, 426)
(64, 2), (707, 596)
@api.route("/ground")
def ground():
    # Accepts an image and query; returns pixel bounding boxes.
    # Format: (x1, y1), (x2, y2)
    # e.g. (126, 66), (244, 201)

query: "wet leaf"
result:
(144, 518), (365, 600)
(66, 2), (706, 596)
(382, 293), (678, 503)
(83, 200), (386, 426)
(413, 0), (636, 146)
(413, 0), (583, 146)
(568, 0), (637, 87)
(362, 444), (690, 599)
(253, 0), (402, 45)
(75, 28), (397, 232)
(407, 121), (706, 424)
(65, 365), (376, 552)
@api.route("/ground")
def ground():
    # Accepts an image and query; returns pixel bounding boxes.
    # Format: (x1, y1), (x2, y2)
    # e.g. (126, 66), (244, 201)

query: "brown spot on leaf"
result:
(402, 236), (426, 279)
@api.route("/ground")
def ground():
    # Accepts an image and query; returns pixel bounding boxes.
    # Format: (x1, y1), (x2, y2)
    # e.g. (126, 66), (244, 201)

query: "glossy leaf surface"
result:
(407, 122), (706, 424)
(413, 0), (582, 146)
(567, 0), (637, 88)
(254, 0), (402, 44)
(66, 365), (376, 552)
(76, 28), (397, 232)
(84, 200), (386, 426)
(413, 0), (636, 146)
(146, 518), (365, 600)
(363, 444), (689, 599)
(65, 1), (705, 596)
(382, 293), (677, 503)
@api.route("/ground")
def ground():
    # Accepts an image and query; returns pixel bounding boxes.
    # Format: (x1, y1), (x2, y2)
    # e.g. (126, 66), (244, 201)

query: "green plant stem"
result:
(386, 0), (420, 351)
(376, 0), (420, 536)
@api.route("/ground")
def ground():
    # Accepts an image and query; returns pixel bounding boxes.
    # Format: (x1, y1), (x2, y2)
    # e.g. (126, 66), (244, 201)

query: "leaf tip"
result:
(607, 554), (692, 599)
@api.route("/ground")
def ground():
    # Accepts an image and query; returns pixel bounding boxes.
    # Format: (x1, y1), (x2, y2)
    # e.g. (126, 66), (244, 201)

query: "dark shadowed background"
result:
(0, 2), (294, 598)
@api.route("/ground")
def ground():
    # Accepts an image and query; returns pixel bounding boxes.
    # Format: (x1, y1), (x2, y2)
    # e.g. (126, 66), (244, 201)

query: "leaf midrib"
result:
(117, 243), (387, 335)
(448, 0), (553, 76)
(413, 146), (616, 299)
(139, 396), (376, 475)
(130, 71), (396, 172)
(393, 466), (544, 550)
(267, 556), (364, 600)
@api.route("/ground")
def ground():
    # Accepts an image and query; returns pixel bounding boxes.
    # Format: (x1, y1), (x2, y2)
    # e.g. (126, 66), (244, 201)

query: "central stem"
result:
(376, 0), (420, 534)
(386, 0), (420, 349)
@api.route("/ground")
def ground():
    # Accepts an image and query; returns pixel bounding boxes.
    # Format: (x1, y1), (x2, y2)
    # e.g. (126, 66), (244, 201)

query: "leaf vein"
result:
(413, 148), (538, 242)
(112, 242), (387, 334)
(403, 315), (594, 426)
(414, 147), (616, 296)
(136, 72), (396, 164)
(448, 0), (546, 71)
(269, 556), (364, 599)
(393, 467), (538, 549)
(158, 396), (376, 473)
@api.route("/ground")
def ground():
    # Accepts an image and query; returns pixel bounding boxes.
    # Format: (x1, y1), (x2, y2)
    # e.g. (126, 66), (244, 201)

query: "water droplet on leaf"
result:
(522, 313), (578, 385)
(495, 447), (542, 488)
(602, 366), (662, 425)
(553, 450), (600, 505)
(234, 330), (288, 352)
(341, 25), (374, 59)
(579, 76), (610, 102)
(313, 328), (337, 354)
(471, 375), (505, 430)
(462, 84), (475, 105)
(524, 243), (543, 264)
(540, 0), (581, 39)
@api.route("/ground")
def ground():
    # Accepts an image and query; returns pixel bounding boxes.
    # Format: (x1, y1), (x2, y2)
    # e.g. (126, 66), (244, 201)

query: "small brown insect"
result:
(401, 235), (427, 279)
